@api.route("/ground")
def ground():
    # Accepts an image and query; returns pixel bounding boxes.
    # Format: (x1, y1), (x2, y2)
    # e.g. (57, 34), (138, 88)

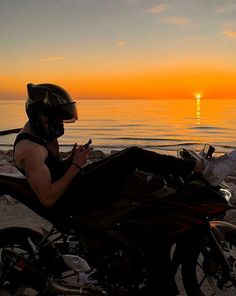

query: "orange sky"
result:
(1, 0), (236, 100)
(1, 64), (235, 100)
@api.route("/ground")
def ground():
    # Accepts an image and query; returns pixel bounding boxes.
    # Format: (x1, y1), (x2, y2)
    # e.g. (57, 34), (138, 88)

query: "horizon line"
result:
(1, 97), (236, 100)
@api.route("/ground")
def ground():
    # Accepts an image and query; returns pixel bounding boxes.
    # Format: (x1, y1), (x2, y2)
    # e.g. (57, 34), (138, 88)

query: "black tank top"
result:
(13, 133), (66, 182)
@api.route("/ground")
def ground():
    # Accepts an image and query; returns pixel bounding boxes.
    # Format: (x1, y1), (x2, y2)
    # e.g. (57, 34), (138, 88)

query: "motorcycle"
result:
(0, 144), (236, 295)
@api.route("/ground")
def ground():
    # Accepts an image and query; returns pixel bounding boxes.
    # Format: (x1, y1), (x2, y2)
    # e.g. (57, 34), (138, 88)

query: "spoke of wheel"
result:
(199, 274), (207, 287)
(196, 259), (217, 296)
(196, 262), (207, 287)
(207, 276), (217, 296)
(197, 262), (203, 269)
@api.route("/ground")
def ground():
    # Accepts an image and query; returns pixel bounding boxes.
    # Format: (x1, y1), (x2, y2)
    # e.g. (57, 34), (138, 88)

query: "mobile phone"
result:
(83, 139), (92, 150)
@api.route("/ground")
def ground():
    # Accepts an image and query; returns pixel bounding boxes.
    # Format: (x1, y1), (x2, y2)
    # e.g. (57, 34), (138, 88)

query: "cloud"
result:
(224, 31), (236, 39)
(39, 57), (65, 62)
(216, 3), (236, 14)
(117, 40), (126, 48)
(147, 4), (167, 14)
(159, 17), (190, 26)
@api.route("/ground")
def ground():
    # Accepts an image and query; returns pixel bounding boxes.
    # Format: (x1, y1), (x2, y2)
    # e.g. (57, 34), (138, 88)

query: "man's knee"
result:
(125, 146), (143, 155)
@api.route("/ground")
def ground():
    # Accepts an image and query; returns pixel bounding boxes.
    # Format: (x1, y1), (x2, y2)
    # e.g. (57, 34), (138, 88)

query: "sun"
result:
(194, 93), (202, 100)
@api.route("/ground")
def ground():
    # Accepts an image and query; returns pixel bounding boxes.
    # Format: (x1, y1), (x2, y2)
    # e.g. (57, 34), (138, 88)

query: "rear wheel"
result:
(0, 227), (46, 296)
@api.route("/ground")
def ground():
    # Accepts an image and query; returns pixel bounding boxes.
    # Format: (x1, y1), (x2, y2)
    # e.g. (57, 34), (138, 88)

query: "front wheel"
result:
(0, 227), (47, 296)
(181, 232), (236, 296)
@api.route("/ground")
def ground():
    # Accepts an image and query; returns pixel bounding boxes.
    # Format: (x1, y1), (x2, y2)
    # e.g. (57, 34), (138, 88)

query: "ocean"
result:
(1, 99), (236, 155)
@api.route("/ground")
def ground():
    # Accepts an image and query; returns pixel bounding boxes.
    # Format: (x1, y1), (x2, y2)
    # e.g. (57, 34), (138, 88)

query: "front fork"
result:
(171, 221), (236, 282)
(208, 220), (236, 284)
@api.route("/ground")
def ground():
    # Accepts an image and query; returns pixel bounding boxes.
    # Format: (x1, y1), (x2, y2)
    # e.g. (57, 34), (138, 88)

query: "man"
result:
(14, 83), (236, 209)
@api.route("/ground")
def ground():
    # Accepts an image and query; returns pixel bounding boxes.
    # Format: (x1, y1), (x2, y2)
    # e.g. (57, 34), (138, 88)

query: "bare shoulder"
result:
(14, 139), (48, 169)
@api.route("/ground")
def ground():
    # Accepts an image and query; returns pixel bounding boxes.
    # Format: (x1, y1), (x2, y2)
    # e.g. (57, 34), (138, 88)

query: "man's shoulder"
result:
(15, 138), (48, 161)
(17, 138), (46, 150)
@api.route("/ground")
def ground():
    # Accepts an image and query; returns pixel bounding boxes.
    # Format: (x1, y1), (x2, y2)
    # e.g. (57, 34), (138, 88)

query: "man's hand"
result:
(73, 145), (90, 168)
(70, 143), (77, 158)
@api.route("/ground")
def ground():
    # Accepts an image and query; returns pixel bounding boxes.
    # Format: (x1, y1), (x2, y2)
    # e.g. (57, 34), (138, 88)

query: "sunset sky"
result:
(1, 0), (236, 99)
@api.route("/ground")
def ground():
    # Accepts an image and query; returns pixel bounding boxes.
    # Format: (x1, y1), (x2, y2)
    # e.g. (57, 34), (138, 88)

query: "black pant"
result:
(60, 146), (196, 209)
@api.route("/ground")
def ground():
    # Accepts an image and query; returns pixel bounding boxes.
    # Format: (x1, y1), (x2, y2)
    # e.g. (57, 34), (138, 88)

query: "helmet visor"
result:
(50, 102), (78, 123)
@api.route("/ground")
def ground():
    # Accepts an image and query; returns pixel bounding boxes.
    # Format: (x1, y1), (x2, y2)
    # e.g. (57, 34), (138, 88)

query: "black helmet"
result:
(26, 83), (78, 141)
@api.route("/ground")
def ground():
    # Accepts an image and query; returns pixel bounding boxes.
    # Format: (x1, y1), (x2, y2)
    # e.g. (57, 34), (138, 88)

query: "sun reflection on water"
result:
(196, 97), (201, 125)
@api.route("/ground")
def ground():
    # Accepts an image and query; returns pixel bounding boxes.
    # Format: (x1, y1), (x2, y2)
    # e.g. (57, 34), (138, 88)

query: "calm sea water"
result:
(1, 99), (236, 155)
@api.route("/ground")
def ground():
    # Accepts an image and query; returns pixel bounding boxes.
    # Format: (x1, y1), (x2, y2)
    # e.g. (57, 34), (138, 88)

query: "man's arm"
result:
(18, 143), (81, 208)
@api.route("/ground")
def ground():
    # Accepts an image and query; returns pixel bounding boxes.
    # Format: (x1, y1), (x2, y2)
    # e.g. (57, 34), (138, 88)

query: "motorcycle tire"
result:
(181, 233), (236, 296)
(0, 226), (51, 296)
